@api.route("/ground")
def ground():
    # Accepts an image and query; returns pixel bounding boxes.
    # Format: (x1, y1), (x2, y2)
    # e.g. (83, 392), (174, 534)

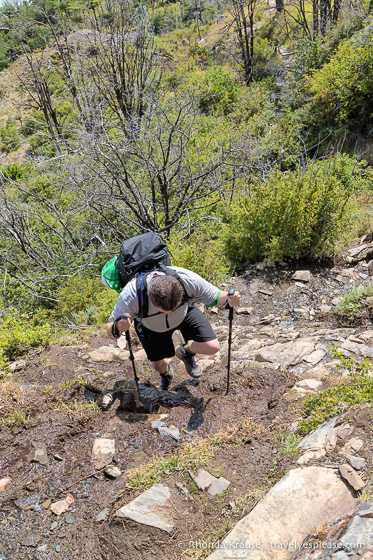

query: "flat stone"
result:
(208, 477), (231, 496)
(96, 508), (109, 522)
(50, 493), (74, 516)
(189, 469), (216, 491)
(97, 394), (114, 410)
(356, 330), (373, 341)
(303, 349), (325, 365)
(339, 464), (365, 491)
(335, 424), (353, 439)
(9, 359), (27, 371)
(292, 270), (311, 282)
(331, 297), (341, 306)
(348, 244), (367, 256)
(339, 503), (373, 549)
(151, 420), (166, 429)
(15, 495), (42, 511)
(105, 465), (121, 478)
(27, 441), (48, 465)
(258, 289), (273, 296)
(88, 345), (129, 362)
(298, 417), (339, 453)
(0, 477), (12, 492)
(206, 467), (357, 559)
(319, 305), (332, 314)
(115, 483), (174, 533)
(296, 449), (326, 465)
(345, 454), (366, 471)
(294, 379), (323, 392)
(22, 535), (40, 547)
(236, 307), (254, 315)
(259, 315), (275, 325)
(157, 426), (180, 442)
(339, 437), (364, 455)
(116, 335), (127, 349)
(255, 339), (316, 366)
(65, 513), (76, 524)
(92, 438), (115, 467)
(300, 365), (328, 380)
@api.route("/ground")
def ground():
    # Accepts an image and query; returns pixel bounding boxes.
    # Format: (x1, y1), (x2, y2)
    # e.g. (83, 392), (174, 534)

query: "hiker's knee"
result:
(150, 358), (169, 373)
(197, 339), (220, 355)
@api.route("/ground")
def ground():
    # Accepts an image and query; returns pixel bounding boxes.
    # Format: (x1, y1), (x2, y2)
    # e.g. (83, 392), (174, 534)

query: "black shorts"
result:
(134, 304), (216, 362)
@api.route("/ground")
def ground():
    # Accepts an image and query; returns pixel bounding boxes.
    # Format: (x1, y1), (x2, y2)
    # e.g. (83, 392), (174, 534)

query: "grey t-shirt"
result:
(108, 266), (220, 333)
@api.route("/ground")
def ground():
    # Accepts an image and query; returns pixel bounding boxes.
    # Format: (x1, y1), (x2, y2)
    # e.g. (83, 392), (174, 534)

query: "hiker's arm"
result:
(106, 316), (131, 339)
(217, 290), (241, 308)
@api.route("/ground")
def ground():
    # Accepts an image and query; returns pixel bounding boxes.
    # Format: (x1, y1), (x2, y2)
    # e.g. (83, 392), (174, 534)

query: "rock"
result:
(50, 522), (58, 530)
(331, 297), (341, 306)
(92, 438), (115, 468)
(88, 345), (129, 362)
(348, 244), (367, 256)
(15, 495), (42, 511)
(319, 305), (332, 314)
(259, 315), (275, 325)
(54, 454), (63, 461)
(27, 441), (48, 465)
(0, 477), (12, 492)
(257, 262), (265, 271)
(255, 338), (316, 367)
(302, 349), (325, 365)
(297, 449), (326, 465)
(294, 379), (323, 392)
(115, 483), (174, 533)
(339, 437), (364, 455)
(369, 261), (373, 276)
(365, 296), (373, 306)
(37, 545), (48, 552)
(236, 307), (254, 315)
(300, 365), (328, 380)
(151, 420), (166, 429)
(335, 423), (353, 439)
(116, 335), (127, 349)
(189, 469), (216, 491)
(50, 493), (74, 516)
(359, 330), (373, 342)
(210, 306), (219, 314)
(345, 455), (366, 471)
(292, 270), (311, 282)
(157, 426), (180, 442)
(339, 503), (373, 550)
(9, 359), (27, 371)
(258, 289), (273, 296)
(339, 464), (365, 491)
(96, 508), (109, 522)
(56, 545), (61, 552)
(298, 417), (339, 454)
(206, 467), (357, 560)
(97, 394), (114, 410)
(340, 268), (356, 280)
(105, 465), (122, 478)
(22, 535), (40, 547)
(208, 477), (231, 496)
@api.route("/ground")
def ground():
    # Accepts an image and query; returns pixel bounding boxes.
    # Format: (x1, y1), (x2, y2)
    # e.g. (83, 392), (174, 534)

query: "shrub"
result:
(334, 283), (373, 323)
(0, 118), (22, 153)
(0, 310), (52, 367)
(222, 157), (354, 266)
(308, 23), (373, 129)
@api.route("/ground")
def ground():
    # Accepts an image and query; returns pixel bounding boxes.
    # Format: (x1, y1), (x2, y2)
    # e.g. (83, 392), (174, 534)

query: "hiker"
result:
(106, 268), (241, 390)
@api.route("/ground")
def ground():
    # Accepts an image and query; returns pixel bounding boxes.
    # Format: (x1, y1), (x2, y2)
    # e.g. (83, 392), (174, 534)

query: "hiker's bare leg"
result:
(187, 339), (219, 356)
(151, 358), (170, 374)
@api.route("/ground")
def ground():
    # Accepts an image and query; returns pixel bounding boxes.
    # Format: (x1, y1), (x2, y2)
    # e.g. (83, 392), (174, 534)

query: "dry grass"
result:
(0, 378), (34, 426)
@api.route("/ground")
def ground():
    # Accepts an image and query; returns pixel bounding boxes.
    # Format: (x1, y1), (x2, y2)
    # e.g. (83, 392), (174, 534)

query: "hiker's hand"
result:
(116, 315), (131, 334)
(227, 290), (241, 307)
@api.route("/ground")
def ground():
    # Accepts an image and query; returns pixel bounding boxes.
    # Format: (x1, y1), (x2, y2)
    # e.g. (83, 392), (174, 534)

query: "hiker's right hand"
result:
(116, 315), (131, 334)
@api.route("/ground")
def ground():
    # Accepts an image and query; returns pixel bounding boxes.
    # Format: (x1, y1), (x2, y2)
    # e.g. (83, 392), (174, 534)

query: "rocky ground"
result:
(1, 241), (373, 560)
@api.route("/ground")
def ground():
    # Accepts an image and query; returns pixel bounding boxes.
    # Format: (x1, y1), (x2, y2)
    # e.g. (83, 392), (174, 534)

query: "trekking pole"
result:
(224, 289), (235, 395)
(115, 314), (140, 393)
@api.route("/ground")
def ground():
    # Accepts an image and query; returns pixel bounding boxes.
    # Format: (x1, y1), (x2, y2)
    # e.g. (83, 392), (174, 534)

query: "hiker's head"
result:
(148, 275), (184, 313)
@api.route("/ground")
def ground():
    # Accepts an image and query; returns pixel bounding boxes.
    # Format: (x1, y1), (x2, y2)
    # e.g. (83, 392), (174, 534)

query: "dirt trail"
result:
(1, 258), (372, 560)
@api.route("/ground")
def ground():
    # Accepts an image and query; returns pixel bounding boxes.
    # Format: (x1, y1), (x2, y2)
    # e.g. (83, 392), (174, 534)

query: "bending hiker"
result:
(106, 267), (241, 390)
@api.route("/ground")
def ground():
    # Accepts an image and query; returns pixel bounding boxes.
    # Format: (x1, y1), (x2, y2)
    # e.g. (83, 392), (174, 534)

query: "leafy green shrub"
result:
(299, 346), (373, 433)
(308, 23), (373, 128)
(195, 66), (241, 116)
(0, 310), (52, 367)
(168, 230), (229, 284)
(222, 157), (353, 266)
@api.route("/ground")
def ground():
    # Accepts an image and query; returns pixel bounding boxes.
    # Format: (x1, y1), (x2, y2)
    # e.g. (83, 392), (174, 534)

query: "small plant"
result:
(334, 283), (373, 323)
(273, 429), (302, 457)
(299, 346), (373, 434)
(4, 410), (30, 427)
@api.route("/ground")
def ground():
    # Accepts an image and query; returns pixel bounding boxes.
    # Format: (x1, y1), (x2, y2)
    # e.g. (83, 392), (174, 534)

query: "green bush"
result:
(0, 310), (52, 367)
(0, 118), (22, 153)
(334, 283), (373, 322)
(222, 157), (354, 266)
(308, 23), (373, 128)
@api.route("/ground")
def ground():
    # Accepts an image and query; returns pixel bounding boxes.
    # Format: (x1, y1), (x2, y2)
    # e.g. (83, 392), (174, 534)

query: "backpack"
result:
(101, 232), (188, 323)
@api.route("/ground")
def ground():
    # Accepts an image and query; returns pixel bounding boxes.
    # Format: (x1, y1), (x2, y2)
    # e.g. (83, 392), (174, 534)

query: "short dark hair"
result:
(148, 275), (184, 312)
